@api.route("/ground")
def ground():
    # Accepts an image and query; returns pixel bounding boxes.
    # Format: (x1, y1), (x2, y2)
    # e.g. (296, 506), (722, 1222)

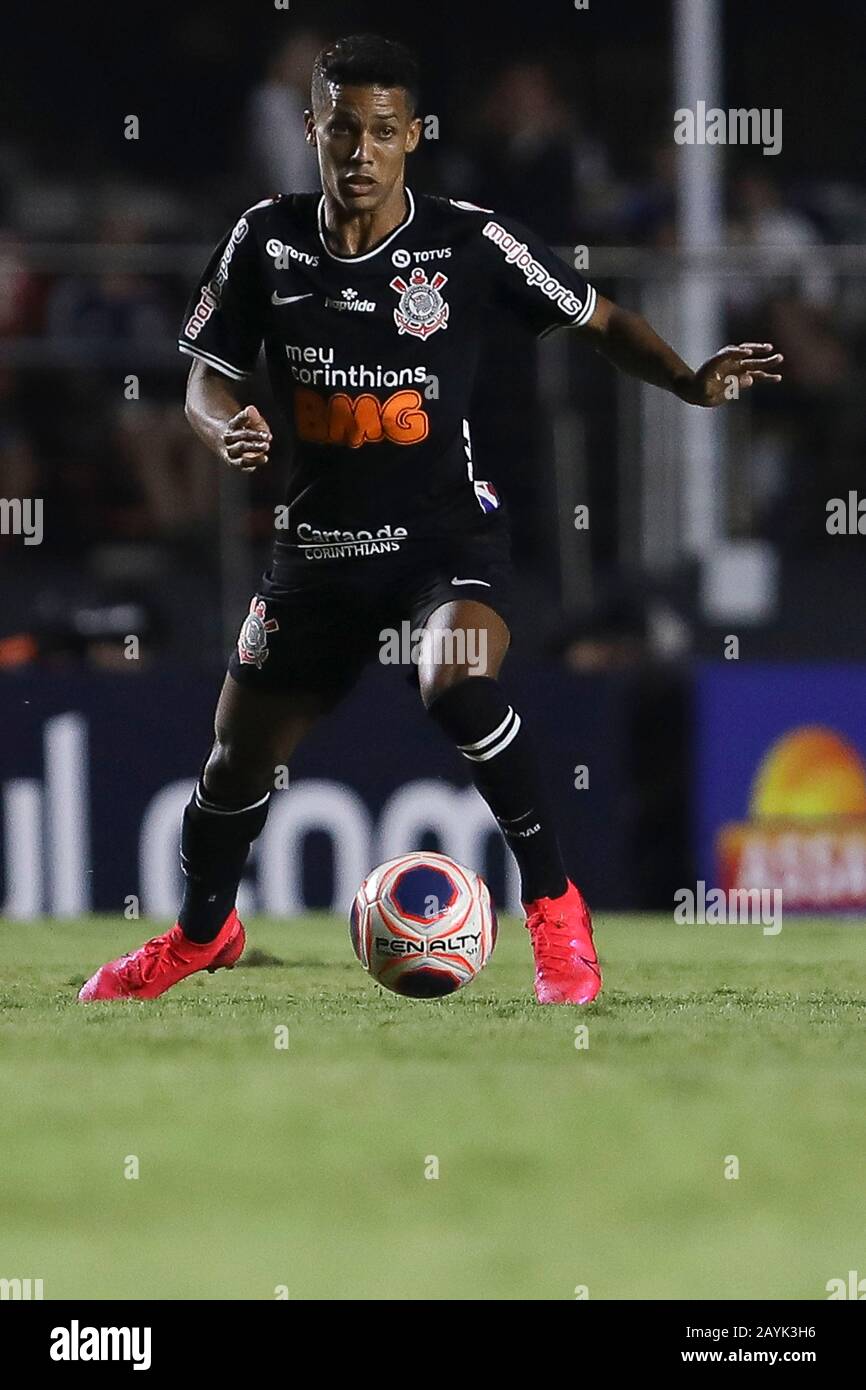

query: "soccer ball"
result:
(349, 852), (497, 998)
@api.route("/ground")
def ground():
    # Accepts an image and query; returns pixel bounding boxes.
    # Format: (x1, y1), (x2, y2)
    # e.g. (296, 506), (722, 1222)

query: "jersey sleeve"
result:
(178, 213), (266, 379)
(479, 209), (598, 337)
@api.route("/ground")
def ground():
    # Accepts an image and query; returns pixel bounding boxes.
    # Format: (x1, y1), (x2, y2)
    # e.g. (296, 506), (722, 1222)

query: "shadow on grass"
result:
(237, 948), (285, 968)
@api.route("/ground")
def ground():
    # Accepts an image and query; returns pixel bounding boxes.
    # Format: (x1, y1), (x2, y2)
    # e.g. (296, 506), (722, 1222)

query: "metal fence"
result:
(2, 241), (864, 658)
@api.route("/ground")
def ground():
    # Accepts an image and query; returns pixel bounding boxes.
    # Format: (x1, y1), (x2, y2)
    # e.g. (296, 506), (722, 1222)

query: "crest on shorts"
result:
(238, 597), (279, 668)
(389, 267), (449, 338)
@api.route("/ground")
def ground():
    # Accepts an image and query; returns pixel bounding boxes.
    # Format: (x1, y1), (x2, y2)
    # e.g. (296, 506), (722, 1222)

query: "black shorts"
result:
(227, 518), (514, 701)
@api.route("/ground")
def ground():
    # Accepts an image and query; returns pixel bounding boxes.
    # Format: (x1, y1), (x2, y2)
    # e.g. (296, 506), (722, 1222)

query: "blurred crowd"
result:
(2, 29), (865, 672)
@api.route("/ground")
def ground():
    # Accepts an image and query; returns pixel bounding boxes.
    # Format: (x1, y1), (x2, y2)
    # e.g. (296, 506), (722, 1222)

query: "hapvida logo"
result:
(326, 288), (376, 312)
(50, 1321), (152, 1370)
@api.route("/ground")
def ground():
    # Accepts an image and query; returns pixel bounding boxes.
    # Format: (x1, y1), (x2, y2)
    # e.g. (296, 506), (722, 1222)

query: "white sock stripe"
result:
(457, 707), (515, 755)
(194, 786), (271, 816)
(460, 713), (522, 762)
(499, 808), (535, 827)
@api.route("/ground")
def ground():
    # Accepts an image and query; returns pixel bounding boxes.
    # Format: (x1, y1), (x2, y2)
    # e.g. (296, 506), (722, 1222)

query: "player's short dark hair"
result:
(311, 34), (420, 117)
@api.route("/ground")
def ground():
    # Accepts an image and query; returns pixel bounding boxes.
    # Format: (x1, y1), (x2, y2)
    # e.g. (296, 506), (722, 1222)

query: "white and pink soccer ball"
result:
(350, 852), (497, 997)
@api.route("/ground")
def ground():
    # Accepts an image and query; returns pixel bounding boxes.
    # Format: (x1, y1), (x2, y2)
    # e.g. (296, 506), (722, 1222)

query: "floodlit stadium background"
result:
(2, 0), (866, 917)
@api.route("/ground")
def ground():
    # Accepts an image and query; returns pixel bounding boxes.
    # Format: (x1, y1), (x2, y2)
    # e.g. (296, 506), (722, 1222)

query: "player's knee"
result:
(420, 664), (484, 711)
(203, 737), (274, 806)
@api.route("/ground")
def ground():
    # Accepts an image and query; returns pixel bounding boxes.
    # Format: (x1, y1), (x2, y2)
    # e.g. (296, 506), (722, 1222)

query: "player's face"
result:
(306, 84), (421, 212)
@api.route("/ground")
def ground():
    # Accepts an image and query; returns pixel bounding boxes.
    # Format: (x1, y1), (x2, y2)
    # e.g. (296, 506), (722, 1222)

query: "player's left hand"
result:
(681, 342), (784, 407)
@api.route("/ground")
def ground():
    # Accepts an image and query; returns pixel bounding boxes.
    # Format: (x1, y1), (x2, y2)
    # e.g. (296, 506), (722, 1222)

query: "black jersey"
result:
(178, 189), (597, 564)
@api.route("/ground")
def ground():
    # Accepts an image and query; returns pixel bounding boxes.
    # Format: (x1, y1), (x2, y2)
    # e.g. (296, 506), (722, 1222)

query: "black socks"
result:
(178, 780), (271, 942)
(427, 677), (568, 902)
(177, 677), (566, 939)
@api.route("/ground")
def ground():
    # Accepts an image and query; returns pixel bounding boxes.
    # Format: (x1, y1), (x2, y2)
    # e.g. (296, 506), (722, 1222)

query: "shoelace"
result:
(119, 932), (192, 987)
(527, 906), (598, 973)
(527, 917), (581, 969)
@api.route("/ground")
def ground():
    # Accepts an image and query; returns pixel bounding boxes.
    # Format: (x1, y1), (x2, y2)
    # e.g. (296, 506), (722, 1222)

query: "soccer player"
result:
(79, 35), (782, 1005)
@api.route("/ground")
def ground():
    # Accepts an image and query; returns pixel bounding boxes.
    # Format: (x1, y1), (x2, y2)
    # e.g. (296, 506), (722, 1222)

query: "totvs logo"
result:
(294, 387), (429, 448)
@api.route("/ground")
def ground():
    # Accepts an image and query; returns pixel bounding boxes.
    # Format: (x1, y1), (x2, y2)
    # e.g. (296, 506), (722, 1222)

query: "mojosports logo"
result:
(184, 217), (249, 339)
(482, 220), (596, 325)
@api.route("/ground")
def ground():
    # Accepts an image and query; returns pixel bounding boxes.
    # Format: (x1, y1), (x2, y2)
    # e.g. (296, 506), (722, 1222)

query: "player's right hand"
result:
(222, 405), (272, 472)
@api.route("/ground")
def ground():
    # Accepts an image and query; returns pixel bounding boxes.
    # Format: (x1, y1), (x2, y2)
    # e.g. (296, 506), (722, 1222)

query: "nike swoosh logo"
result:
(451, 577), (491, 587)
(271, 292), (313, 306)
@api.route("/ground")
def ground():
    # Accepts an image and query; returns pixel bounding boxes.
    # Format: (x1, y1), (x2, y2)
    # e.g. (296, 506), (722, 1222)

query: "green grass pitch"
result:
(0, 913), (863, 1300)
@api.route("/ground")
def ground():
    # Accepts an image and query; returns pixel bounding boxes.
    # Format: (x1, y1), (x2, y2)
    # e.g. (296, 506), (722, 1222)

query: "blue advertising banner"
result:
(695, 663), (866, 909)
(0, 661), (639, 920)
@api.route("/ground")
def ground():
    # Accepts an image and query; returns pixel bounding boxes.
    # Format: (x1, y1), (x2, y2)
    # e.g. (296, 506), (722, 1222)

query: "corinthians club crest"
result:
(389, 267), (449, 339)
(237, 597), (279, 669)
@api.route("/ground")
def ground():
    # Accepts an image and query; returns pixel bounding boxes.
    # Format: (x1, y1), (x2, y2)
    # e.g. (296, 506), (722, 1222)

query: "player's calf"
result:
(424, 672), (601, 1003)
(77, 746), (275, 1001)
(426, 673), (568, 903)
(178, 770), (272, 943)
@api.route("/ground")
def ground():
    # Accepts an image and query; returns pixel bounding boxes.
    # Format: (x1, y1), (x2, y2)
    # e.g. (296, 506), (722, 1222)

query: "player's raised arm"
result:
(478, 209), (783, 407)
(184, 359), (272, 472)
(577, 293), (784, 407)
